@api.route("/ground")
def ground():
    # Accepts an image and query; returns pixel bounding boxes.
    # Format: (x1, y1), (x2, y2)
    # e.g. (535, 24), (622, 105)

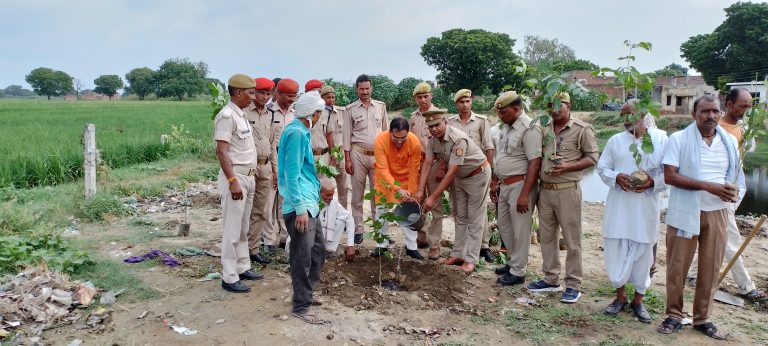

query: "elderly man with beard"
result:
(490, 91), (542, 286)
(598, 100), (668, 323)
(278, 91), (326, 324)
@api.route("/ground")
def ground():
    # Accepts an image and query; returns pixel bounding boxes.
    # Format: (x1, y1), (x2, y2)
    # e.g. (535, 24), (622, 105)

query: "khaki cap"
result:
(494, 91), (520, 110)
(453, 89), (472, 103)
(412, 82), (432, 96)
(423, 108), (449, 126)
(228, 74), (256, 89)
(555, 91), (571, 103)
(320, 85), (335, 96)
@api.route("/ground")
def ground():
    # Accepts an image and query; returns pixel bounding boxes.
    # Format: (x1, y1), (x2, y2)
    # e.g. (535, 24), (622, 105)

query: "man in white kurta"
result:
(597, 100), (668, 323)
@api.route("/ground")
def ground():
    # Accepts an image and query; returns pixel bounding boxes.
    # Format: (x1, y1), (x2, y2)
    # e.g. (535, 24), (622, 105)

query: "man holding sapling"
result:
(415, 109), (491, 273)
(527, 92), (598, 304)
(448, 89), (496, 263)
(685, 88), (767, 302)
(489, 91), (542, 286)
(597, 99), (668, 323)
(214, 74), (263, 293)
(657, 95), (744, 340)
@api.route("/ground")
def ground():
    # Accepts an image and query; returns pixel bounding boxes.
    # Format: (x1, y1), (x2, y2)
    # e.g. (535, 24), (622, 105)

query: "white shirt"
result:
(598, 129), (668, 243)
(319, 197), (355, 251)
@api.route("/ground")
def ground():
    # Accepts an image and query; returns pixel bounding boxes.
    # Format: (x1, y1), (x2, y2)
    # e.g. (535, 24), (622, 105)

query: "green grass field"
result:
(0, 100), (213, 188)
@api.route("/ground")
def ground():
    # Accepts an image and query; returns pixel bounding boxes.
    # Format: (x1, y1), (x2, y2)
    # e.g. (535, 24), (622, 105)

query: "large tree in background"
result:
(93, 74), (124, 100)
(155, 58), (208, 101)
(681, 2), (768, 90)
(25, 67), (73, 100)
(520, 35), (576, 65)
(652, 63), (689, 77)
(421, 28), (522, 94)
(368, 74), (398, 106)
(125, 67), (156, 100)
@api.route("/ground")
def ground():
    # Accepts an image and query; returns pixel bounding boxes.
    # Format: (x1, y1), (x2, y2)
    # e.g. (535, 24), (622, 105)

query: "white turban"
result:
(294, 91), (325, 119)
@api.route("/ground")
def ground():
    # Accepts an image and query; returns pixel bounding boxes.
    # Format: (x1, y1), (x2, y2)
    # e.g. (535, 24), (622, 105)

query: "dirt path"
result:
(41, 186), (768, 345)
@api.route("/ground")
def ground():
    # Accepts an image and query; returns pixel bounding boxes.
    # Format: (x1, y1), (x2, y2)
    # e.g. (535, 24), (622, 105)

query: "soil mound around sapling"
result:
(319, 255), (469, 311)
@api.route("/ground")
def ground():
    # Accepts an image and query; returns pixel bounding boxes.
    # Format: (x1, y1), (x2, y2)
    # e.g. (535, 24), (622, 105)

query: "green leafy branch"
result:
(208, 82), (229, 120)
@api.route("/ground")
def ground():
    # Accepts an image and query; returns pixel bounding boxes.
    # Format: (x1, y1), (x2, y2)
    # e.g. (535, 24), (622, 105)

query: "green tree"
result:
(520, 35), (576, 65)
(652, 63), (689, 77)
(322, 79), (353, 107)
(369, 74), (398, 106)
(155, 58), (208, 101)
(681, 2), (768, 89)
(3, 85), (35, 98)
(125, 67), (156, 100)
(392, 77), (425, 110)
(25, 67), (74, 100)
(93, 75), (124, 100)
(421, 28), (523, 94)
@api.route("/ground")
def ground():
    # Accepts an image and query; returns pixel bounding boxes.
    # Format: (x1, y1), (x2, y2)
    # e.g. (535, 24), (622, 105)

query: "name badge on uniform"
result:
(249, 121), (255, 124)
(240, 129), (251, 135)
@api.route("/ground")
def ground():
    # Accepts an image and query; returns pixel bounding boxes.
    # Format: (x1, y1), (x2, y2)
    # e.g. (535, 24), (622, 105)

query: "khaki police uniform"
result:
(426, 126), (490, 264)
(448, 112), (494, 249)
(410, 104), (439, 245)
(322, 105), (349, 208)
(263, 103), (294, 246)
(244, 103), (278, 255)
(343, 98), (388, 235)
(214, 101), (258, 284)
(537, 117), (598, 290)
(493, 113), (542, 276)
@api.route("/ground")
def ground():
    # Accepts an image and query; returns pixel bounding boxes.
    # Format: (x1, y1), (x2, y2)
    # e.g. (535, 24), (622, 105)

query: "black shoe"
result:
(630, 303), (652, 323)
(238, 269), (264, 281)
(604, 299), (627, 316)
(222, 280), (251, 293)
(264, 245), (277, 255)
(250, 253), (270, 264)
(354, 233), (364, 245)
(494, 265), (511, 275)
(480, 248), (496, 263)
(371, 247), (389, 257)
(405, 248), (424, 260)
(496, 273), (525, 286)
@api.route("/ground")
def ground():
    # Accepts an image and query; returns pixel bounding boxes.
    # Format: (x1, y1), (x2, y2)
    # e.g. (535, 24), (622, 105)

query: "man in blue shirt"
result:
(278, 90), (325, 324)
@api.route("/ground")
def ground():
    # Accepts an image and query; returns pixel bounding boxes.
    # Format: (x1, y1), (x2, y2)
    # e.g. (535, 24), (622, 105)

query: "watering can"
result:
(393, 201), (425, 231)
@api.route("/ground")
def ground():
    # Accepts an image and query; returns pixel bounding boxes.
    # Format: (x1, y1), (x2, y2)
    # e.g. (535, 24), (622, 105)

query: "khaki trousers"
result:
(350, 150), (375, 234)
(537, 185), (583, 290)
(247, 164), (273, 255)
(262, 187), (288, 246)
(497, 180), (538, 276)
(665, 209), (728, 325)
(424, 163), (446, 248)
(481, 196), (491, 249)
(449, 168), (491, 264)
(218, 171), (255, 284)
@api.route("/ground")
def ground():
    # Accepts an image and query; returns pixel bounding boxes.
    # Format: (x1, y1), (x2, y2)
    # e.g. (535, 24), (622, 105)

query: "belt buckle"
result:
(249, 168), (257, 176)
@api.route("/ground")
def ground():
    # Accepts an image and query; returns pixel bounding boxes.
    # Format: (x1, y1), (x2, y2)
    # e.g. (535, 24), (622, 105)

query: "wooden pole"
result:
(84, 124), (97, 198)
(718, 215), (767, 285)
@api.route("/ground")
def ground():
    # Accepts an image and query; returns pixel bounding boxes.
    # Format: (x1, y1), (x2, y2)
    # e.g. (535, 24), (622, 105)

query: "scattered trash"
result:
(487, 296), (497, 303)
(170, 325), (198, 336)
(215, 319), (226, 324)
(278, 315), (289, 321)
(0, 329), (9, 338)
(175, 246), (205, 257)
(62, 226), (80, 237)
(85, 307), (112, 332)
(137, 310), (149, 319)
(67, 339), (83, 346)
(50, 289), (73, 306)
(124, 250), (181, 267)
(204, 248), (222, 257)
(514, 297), (537, 306)
(681, 318), (693, 325)
(74, 281), (96, 306)
(197, 272), (222, 282)
(418, 327), (443, 337)
(99, 289), (124, 306)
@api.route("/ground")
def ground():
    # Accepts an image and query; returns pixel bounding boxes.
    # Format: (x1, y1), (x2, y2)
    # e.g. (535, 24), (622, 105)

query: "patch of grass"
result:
(591, 282), (665, 315)
(0, 232), (92, 274)
(594, 334), (649, 346)
(596, 128), (622, 140)
(503, 300), (592, 344)
(591, 111), (622, 126)
(101, 227), (175, 245)
(469, 314), (494, 325)
(75, 192), (131, 222)
(71, 258), (161, 302)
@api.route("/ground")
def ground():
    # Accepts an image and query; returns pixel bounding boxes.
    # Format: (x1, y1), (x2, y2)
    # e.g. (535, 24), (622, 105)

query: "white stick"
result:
(84, 124), (97, 198)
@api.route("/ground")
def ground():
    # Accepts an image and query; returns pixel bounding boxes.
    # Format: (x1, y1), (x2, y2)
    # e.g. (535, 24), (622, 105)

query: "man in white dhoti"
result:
(319, 178), (356, 261)
(598, 100), (668, 323)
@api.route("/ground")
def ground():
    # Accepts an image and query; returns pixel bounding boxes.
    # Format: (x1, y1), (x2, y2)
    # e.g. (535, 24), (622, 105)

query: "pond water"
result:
(580, 166), (768, 216)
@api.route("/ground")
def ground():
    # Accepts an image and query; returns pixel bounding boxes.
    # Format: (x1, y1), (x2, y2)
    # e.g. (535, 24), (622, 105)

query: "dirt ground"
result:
(37, 185), (768, 346)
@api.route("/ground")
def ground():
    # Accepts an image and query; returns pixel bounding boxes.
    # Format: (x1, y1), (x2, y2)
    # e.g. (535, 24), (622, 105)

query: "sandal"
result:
(292, 312), (327, 325)
(741, 289), (768, 303)
(694, 322), (728, 340)
(656, 317), (682, 334)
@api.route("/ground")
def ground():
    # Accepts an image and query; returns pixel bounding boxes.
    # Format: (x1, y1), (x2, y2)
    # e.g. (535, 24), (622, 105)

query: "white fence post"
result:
(84, 124), (97, 198)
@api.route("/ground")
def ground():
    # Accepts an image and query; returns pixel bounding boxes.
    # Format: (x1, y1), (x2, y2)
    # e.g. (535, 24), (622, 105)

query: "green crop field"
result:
(0, 100), (213, 188)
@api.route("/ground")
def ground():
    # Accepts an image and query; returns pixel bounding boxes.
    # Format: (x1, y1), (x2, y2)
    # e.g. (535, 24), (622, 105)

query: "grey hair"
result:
(319, 177), (335, 191)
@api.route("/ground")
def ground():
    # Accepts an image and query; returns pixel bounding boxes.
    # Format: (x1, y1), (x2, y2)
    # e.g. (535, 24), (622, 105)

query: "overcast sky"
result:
(0, 0), (742, 90)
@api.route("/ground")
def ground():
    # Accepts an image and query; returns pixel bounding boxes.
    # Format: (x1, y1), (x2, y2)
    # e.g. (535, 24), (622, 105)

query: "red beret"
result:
(277, 78), (299, 94)
(254, 77), (274, 91)
(304, 79), (323, 92)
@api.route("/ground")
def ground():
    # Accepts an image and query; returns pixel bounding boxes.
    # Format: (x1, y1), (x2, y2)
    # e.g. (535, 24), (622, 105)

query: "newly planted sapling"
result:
(208, 82), (229, 120)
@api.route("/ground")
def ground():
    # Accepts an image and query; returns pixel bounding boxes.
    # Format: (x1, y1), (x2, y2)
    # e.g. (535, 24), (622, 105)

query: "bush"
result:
(0, 232), (92, 274)
(571, 90), (604, 112)
(75, 192), (130, 222)
(591, 111), (623, 126)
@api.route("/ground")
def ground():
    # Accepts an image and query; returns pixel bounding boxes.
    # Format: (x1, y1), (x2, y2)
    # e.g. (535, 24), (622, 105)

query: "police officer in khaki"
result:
(526, 92), (598, 304)
(416, 109), (491, 273)
(214, 74), (264, 293)
(409, 82), (440, 252)
(343, 74), (388, 244)
(263, 78), (298, 253)
(448, 89), (495, 263)
(320, 85), (349, 208)
(244, 77), (277, 265)
(489, 91), (543, 286)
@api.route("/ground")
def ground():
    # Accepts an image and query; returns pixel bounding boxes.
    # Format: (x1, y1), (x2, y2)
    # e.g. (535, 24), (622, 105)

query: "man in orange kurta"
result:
(372, 117), (424, 259)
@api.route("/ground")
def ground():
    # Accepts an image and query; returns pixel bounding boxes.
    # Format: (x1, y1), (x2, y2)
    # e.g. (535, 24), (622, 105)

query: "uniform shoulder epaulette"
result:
(217, 105), (235, 119)
(410, 109), (420, 116)
(571, 118), (592, 128)
(447, 114), (459, 120)
(371, 99), (385, 105)
(345, 100), (360, 110)
(474, 113), (488, 120)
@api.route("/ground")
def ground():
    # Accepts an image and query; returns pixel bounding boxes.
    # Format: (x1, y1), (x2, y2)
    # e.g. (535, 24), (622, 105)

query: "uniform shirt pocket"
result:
(352, 112), (367, 130)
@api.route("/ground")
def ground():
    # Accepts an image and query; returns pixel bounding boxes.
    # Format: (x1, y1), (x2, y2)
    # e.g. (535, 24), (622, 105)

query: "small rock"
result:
(67, 339), (83, 346)
(215, 319), (226, 324)
(327, 333), (334, 340)
(279, 315), (289, 321)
